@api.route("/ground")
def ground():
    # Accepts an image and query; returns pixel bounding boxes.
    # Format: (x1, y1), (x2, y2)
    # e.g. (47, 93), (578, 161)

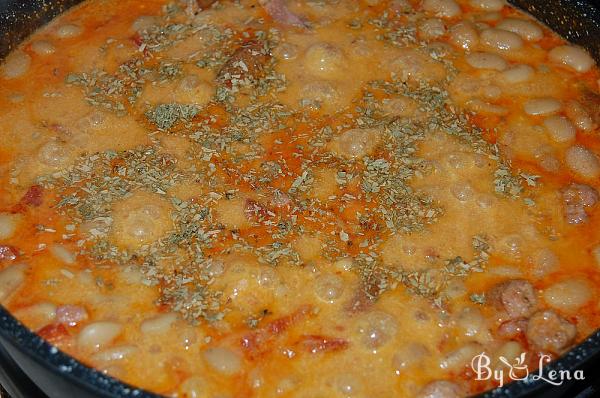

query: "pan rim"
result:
(0, 0), (599, 396)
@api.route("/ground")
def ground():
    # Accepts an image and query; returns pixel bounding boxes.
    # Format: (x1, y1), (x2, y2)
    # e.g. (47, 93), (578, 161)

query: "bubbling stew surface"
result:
(0, 0), (599, 397)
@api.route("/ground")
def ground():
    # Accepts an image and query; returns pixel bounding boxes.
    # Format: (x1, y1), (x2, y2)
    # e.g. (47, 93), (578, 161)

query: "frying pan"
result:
(0, 0), (599, 397)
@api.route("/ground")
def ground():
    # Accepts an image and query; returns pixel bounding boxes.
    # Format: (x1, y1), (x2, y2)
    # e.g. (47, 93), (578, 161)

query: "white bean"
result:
(0, 213), (20, 240)
(422, 0), (462, 18)
(489, 265), (523, 277)
(494, 341), (523, 370)
(49, 244), (76, 265)
(203, 347), (242, 375)
(304, 43), (346, 78)
(56, 304), (88, 326)
(523, 98), (561, 116)
(566, 101), (593, 131)
(469, 0), (504, 11)
(117, 200), (171, 246)
(439, 342), (484, 372)
(497, 18), (543, 41)
(13, 302), (56, 330)
(274, 42), (298, 60)
(543, 279), (591, 312)
(276, 378), (296, 394)
(497, 234), (523, 259)
(565, 145), (600, 179)
(381, 96), (418, 117)
(333, 128), (381, 158)
(449, 22), (479, 49)
(37, 140), (70, 167)
(31, 40), (56, 55)
(537, 153), (561, 172)
(91, 345), (138, 363)
(417, 380), (462, 398)
(300, 80), (340, 107)
(179, 376), (209, 398)
(593, 246), (600, 268)
(482, 85), (502, 99)
(446, 152), (469, 169)
(531, 248), (559, 278)
(314, 274), (344, 302)
(179, 327), (197, 350)
(479, 12), (502, 22)
(178, 75), (200, 92)
(466, 99), (508, 115)
(335, 373), (363, 395)
(455, 307), (485, 338)
(334, 257), (354, 272)
(465, 52), (507, 70)
(480, 28), (523, 51)
(392, 343), (430, 373)
(477, 193), (496, 209)
(140, 313), (178, 335)
(131, 16), (159, 32)
(475, 21), (491, 31)
(0, 264), (26, 301)
(352, 38), (376, 58)
(543, 116), (576, 143)
(450, 182), (474, 202)
(444, 279), (467, 298)
(54, 24), (82, 39)
(1, 51), (31, 79)
(78, 110), (106, 130)
(424, 45), (449, 61)
(8, 93), (24, 103)
(119, 267), (144, 285)
(419, 18), (446, 40)
(78, 321), (123, 350)
(501, 64), (534, 83)
(357, 311), (398, 349)
(549, 45), (595, 73)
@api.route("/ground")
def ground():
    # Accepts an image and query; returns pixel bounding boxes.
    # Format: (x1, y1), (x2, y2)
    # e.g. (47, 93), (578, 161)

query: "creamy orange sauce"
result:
(0, 0), (599, 397)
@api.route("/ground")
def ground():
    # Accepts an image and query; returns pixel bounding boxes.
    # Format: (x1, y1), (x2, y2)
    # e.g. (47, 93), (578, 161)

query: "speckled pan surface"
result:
(0, 305), (599, 398)
(509, 0), (600, 61)
(0, 0), (83, 57)
(0, 0), (599, 397)
(0, 306), (159, 398)
(0, 0), (598, 59)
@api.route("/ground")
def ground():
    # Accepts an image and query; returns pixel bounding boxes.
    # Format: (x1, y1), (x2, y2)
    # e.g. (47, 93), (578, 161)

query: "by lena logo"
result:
(471, 352), (585, 387)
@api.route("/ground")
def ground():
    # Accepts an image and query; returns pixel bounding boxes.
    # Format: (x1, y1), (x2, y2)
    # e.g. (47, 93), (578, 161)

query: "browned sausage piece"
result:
(497, 318), (528, 339)
(259, 0), (308, 28)
(345, 269), (387, 313)
(489, 279), (537, 319)
(581, 89), (600, 126)
(217, 41), (271, 86)
(416, 380), (463, 398)
(561, 183), (599, 225)
(56, 305), (89, 327)
(526, 310), (577, 354)
(0, 245), (19, 262)
(196, 0), (218, 9)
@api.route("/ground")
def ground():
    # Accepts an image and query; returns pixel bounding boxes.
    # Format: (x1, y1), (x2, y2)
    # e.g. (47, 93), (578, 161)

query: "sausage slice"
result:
(489, 279), (537, 319)
(526, 310), (577, 354)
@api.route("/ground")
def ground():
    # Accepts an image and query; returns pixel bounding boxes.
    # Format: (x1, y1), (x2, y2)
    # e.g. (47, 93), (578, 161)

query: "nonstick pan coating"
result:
(0, 1), (599, 397)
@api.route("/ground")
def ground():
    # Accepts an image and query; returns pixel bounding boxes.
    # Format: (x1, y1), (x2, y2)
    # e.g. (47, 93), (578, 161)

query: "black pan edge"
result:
(0, 0), (599, 60)
(0, 0), (600, 397)
(1, 303), (599, 398)
(475, 329), (600, 398)
(509, 0), (600, 61)
(0, 306), (160, 398)
(0, 0), (84, 59)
